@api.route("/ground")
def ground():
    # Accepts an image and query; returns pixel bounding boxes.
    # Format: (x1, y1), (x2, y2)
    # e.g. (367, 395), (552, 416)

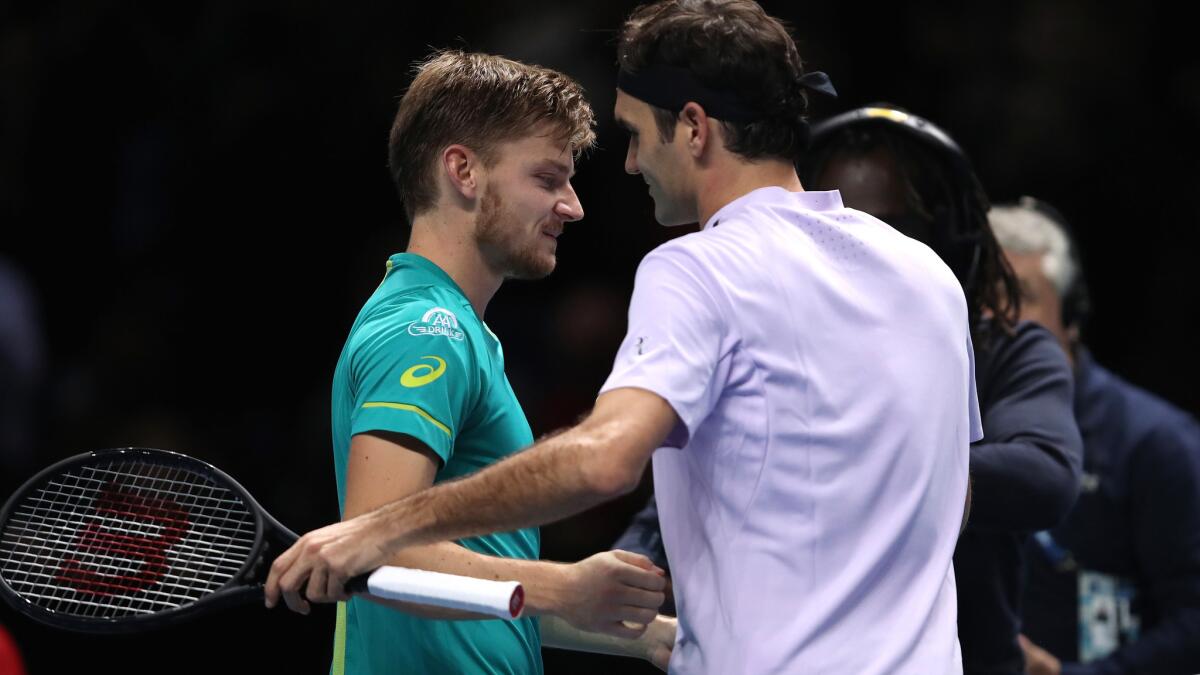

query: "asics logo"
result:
(401, 356), (447, 388)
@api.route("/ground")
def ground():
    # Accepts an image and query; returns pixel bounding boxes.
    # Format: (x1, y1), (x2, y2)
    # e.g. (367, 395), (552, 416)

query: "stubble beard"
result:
(475, 188), (556, 280)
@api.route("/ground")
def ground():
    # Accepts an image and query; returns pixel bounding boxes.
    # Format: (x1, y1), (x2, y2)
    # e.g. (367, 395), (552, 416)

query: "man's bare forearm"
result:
(543, 613), (677, 670)
(541, 615), (641, 657)
(366, 390), (679, 556)
(369, 417), (630, 554)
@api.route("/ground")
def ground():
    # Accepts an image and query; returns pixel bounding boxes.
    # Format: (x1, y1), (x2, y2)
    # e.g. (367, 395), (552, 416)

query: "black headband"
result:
(617, 63), (837, 123)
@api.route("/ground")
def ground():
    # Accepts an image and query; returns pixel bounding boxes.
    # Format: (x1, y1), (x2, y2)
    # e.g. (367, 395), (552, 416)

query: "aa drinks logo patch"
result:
(408, 307), (465, 341)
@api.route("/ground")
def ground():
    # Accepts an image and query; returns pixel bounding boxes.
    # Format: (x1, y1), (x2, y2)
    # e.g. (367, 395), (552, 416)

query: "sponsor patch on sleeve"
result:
(407, 307), (465, 341)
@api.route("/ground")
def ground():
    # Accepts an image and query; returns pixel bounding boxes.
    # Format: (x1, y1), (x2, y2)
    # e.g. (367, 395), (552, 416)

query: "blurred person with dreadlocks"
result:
(796, 107), (1084, 675)
(989, 198), (1200, 675)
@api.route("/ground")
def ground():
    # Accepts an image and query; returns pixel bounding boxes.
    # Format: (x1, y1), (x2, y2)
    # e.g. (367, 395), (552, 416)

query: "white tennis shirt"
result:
(600, 187), (981, 674)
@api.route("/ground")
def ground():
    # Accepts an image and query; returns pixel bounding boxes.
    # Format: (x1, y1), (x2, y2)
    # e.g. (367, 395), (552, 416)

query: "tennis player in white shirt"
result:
(267, 1), (980, 672)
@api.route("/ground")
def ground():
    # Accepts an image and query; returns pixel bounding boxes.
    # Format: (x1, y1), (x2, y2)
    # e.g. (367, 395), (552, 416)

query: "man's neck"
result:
(406, 212), (502, 317)
(695, 158), (804, 227)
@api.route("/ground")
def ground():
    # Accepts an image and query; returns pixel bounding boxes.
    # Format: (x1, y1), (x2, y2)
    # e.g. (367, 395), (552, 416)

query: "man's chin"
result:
(507, 254), (556, 280)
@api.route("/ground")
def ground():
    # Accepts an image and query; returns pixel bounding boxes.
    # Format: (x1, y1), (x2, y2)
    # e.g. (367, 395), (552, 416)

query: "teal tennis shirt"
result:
(329, 253), (542, 675)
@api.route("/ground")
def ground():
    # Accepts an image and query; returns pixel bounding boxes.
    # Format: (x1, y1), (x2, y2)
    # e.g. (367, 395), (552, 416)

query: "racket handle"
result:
(344, 566), (525, 620)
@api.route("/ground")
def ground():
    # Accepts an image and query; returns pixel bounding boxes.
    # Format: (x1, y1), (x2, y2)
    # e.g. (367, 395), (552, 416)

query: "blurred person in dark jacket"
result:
(990, 197), (1200, 675)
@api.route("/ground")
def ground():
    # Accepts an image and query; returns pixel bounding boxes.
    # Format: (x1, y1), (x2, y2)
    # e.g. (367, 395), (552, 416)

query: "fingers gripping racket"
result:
(0, 448), (524, 633)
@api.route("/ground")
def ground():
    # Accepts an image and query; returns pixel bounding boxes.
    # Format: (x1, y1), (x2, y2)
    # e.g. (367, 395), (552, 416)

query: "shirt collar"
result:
(702, 187), (845, 231)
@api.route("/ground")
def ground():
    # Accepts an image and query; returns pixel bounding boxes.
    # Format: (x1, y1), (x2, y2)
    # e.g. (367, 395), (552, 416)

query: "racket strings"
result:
(0, 459), (257, 619)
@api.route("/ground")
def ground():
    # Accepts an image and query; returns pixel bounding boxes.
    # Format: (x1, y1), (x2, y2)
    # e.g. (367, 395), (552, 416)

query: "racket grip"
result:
(345, 566), (525, 620)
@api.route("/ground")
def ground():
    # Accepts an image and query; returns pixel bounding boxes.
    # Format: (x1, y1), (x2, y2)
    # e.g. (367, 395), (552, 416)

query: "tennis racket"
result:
(0, 448), (525, 634)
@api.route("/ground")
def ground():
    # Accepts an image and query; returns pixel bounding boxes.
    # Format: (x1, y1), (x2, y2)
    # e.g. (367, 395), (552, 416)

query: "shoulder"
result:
(980, 321), (1066, 367)
(352, 290), (479, 363)
(636, 214), (768, 283)
(975, 321), (1073, 396)
(635, 234), (722, 285)
(359, 280), (469, 333)
(1090, 363), (1200, 460)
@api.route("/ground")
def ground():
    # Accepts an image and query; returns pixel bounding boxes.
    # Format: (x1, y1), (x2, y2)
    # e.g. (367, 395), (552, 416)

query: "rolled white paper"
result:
(364, 565), (525, 619)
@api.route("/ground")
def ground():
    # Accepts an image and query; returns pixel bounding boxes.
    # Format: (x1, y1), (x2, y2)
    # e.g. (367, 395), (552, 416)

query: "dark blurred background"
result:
(1, 1), (1197, 673)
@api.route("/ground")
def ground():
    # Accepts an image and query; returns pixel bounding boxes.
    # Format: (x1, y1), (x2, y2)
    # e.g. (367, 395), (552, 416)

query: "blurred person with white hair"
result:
(991, 198), (1200, 675)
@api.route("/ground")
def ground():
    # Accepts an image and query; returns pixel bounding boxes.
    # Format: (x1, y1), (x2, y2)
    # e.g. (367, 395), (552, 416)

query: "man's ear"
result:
(442, 144), (481, 201)
(678, 102), (712, 159)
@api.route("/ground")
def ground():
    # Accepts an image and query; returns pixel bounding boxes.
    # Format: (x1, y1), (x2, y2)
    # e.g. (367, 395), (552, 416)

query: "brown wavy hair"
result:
(388, 50), (596, 221)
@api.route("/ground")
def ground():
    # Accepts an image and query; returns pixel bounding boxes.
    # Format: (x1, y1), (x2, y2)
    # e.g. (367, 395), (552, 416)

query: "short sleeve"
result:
(967, 326), (984, 443)
(348, 302), (477, 464)
(600, 245), (726, 448)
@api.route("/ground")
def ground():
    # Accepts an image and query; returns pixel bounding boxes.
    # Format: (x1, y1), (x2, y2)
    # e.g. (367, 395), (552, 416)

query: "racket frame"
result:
(0, 447), (295, 634)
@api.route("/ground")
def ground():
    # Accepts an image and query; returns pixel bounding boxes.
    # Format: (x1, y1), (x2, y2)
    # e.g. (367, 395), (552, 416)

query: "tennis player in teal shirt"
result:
(331, 254), (544, 674)
(317, 50), (675, 674)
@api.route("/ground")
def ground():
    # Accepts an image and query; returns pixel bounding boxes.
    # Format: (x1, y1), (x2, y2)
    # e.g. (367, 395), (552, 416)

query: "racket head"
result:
(0, 448), (284, 633)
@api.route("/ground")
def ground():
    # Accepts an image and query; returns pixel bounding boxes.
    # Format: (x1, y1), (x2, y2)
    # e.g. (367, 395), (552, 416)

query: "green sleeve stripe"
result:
(332, 601), (347, 675)
(361, 401), (452, 437)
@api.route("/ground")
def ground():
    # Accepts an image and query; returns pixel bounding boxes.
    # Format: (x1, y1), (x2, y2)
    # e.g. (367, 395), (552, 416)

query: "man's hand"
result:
(1018, 634), (1062, 675)
(264, 511), (395, 614)
(556, 550), (667, 638)
(637, 614), (677, 671)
